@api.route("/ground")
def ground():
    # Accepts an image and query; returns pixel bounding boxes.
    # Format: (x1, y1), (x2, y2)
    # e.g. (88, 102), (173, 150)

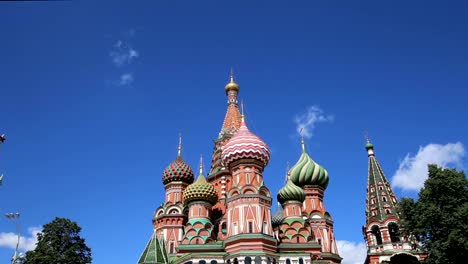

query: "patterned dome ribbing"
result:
(183, 174), (218, 205)
(183, 158), (218, 205)
(162, 136), (195, 185)
(162, 156), (194, 185)
(277, 176), (306, 204)
(221, 117), (270, 168)
(271, 203), (284, 227)
(289, 140), (329, 189)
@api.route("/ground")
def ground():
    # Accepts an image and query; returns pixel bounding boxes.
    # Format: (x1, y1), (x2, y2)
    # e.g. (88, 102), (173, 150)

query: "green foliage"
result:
(25, 217), (92, 264)
(399, 165), (468, 264)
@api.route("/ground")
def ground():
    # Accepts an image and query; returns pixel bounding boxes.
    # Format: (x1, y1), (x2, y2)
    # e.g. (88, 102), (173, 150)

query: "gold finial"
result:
(177, 133), (182, 156)
(299, 128), (305, 152)
(285, 162), (291, 182)
(199, 154), (204, 175)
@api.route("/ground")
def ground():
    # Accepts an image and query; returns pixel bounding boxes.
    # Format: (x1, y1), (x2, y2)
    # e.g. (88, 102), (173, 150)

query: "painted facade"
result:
(138, 74), (342, 264)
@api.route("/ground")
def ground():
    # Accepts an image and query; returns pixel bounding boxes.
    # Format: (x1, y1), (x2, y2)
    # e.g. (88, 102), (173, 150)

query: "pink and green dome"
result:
(162, 156), (195, 185)
(289, 142), (329, 189)
(183, 174), (218, 205)
(221, 117), (270, 168)
(277, 177), (306, 204)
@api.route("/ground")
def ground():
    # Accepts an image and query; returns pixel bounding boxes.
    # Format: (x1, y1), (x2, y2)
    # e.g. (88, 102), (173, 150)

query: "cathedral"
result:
(137, 73), (425, 264)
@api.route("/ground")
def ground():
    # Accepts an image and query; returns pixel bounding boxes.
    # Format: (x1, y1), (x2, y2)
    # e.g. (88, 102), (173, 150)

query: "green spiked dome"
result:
(289, 140), (329, 189)
(277, 177), (306, 204)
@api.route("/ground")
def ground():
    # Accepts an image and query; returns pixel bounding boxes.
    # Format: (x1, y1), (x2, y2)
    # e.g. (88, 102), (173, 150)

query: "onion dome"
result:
(277, 175), (306, 204)
(271, 203), (284, 227)
(289, 139), (329, 189)
(221, 116), (270, 168)
(162, 135), (195, 185)
(183, 156), (218, 205)
(225, 70), (240, 94)
(365, 135), (375, 156)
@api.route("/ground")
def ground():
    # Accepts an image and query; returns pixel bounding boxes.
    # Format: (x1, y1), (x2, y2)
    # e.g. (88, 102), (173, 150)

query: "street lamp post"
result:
(5, 212), (22, 264)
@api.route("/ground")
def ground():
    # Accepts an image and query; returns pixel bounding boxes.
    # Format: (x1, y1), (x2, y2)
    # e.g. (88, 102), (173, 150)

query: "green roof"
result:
(137, 232), (169, 264)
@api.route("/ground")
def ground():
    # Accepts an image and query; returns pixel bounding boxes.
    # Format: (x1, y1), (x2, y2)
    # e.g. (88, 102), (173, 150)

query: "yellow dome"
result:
(225, 71), (240, 93)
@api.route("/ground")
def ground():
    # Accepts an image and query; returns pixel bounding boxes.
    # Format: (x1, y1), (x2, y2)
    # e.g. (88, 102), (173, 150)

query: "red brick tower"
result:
(221, 113), (277, 259)
(288, 136), (340, 261)
(153, 135), (194, 255)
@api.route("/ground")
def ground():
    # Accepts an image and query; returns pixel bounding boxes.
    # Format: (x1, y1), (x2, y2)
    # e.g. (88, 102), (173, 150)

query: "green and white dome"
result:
(277, 176), (306, 204)
(289, 140), (329, 189)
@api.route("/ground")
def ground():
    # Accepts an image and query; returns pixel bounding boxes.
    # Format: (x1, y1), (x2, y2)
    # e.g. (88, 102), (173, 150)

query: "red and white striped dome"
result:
(221, 118), (270, 168)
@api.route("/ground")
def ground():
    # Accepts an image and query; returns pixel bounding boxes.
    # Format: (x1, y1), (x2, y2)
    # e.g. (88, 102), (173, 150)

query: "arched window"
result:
(245, 257), (252, 264)
(255, 256), (262, 264)
(286, 259), (291, 264)
(388, 223), (401, 243)
(296, 236), (300, 243)
(200, 261), (207, 264)
(233, 258), (238, 264)
(266, 257), (271, 264)
(211, 261), (218, 264)
(382, 197), (387, 202)
(371, 225), (383, 245)
(299, 258), (304, 264)
(227, 260), (231, 264)
(386, 209), (391, 214)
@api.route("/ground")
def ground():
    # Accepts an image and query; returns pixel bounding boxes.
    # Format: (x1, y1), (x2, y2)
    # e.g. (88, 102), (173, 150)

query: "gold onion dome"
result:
(289, 139), (329, 189)
(277, 175), (306, 204)
(225, 71), (240, 94)
(183, 157), (218, 205)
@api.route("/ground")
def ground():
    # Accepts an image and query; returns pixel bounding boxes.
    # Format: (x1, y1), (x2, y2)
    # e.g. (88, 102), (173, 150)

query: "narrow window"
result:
(248, 221), (253, 233)
(296, 236), (300, 243)
(169, 242), (174, 254)
(246, 173), (251, 184)
(286, 259), (291, 264)
(382, 197), (387, 202)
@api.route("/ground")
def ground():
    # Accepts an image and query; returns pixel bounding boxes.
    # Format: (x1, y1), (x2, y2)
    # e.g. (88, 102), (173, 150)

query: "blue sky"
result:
(1, 1), (468, 263)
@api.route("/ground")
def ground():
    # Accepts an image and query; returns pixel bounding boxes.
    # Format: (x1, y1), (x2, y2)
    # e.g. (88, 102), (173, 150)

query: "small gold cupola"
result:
(225, 69), (240, 94)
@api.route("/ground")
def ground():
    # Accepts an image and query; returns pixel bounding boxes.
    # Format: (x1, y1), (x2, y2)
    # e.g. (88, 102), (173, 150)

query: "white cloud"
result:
(294, 106), (333, 138)
(0, 226), (41, 252)
(119, 73), (134, 86)
(110, 40), (139, 67)
(392, 142), (465, 191)
(336, 240), (367, 264)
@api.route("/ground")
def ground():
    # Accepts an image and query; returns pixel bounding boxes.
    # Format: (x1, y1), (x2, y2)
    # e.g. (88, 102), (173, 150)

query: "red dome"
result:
(162, 156), (195, 185)
(221, 118), (270, 168)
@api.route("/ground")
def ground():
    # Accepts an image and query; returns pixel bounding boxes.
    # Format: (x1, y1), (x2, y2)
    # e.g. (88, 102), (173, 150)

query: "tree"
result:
(25, 217), (92, 264)
(399, 165), (468, 264)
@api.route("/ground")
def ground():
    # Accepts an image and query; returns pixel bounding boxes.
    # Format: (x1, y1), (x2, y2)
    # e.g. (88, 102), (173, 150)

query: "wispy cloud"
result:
(109, 28), (138, 86)
(392, 142), (465, 191)
(336, 240), (367, 264)
(294, 106), (333, 138)
(119, 73), (134, 86)
(0, 226), (41, 252)
(110, 40), (139, 67)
